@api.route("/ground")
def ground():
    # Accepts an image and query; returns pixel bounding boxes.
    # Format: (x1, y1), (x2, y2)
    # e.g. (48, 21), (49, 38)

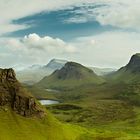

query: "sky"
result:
(0, 0), (140, 69)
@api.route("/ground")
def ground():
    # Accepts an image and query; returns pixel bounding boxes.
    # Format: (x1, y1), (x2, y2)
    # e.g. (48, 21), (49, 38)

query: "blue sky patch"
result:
(8, 6), (116, 41)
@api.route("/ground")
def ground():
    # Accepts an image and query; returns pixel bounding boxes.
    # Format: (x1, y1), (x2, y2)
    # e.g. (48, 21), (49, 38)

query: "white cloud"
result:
(0, 23), (29, 36)
(0, 0), (140, 35)
(64, 0), (140, 30)
(0, 34), (76, 68)
(22, 33), (76, 53)
(64, 16), (88, 24)
(0, 0), (140, 69)
(95, 0), (140, 29)
(0, 31), (140, 69)
(71, 31), (140, 68)
(0, 0), (93, 35)
(1, 0), (140, 35)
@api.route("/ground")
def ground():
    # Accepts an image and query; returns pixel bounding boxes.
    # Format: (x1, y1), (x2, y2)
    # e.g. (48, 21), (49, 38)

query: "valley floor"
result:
(27, 84), (140, 140)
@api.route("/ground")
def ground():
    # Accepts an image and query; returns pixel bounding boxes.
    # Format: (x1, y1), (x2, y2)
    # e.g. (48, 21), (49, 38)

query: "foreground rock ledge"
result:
(0, 68), (44, 117)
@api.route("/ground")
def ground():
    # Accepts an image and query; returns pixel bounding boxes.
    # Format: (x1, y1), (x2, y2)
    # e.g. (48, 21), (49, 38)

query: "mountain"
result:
(125, 53), (140, 72)
(90, 67), (116, 76)
(16, 59), (67, 85)
(35, 62), (105, 90)
(45, 59), (116, 76)
(43, 58), (68, 71)
(17, 58), (115, 85)
(110, 53), (140, 83)
(106, 53), (140, 106)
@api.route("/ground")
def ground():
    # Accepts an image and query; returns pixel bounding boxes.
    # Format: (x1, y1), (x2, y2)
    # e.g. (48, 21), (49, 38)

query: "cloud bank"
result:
(0, 34), (76, 67)
(64, 0), (140, 30)
(0, 0), (140, 69)
(0, 0), (92, 35)
(73, 31), (140, 68)
(1, 31), (140, 69)
(1, 0), (140, 35)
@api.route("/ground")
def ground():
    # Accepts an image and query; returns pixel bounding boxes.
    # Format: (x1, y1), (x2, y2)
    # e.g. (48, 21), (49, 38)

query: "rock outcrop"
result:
(109, 53), (140, 84)
(126, 53), (140, 73)
(0, 68), (44, 117)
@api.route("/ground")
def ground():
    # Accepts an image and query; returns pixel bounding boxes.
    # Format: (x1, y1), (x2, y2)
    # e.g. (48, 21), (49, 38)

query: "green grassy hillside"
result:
(47, 103), (140, 139)
(0, 105), (95, 140)
(35, 62), (105, 90)
(2, 104), (130, 140)
(109, 53), (140, 83)
(105, 53), (140, 105)
(2, 105), (140, 140)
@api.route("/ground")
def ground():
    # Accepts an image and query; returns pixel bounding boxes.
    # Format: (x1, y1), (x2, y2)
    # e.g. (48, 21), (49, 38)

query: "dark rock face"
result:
(0, 68), (16, 83)
(13, 95), (40, 116)
(0, 68), (44, 117)
(126, 54), (140, 73)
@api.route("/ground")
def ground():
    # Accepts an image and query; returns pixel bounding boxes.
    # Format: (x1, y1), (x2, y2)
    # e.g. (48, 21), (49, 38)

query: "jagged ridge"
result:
(0, 68), (44, 117)
(125, 53), (140, 72)
(109, 53), (140, 83)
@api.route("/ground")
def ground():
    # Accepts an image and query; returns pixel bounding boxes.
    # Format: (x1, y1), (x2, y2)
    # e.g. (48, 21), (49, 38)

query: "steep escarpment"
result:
(106, 54), (140, 105)
(0, 68), (44, 117)
(109, 53), (140, 83)
(125, 53), (140, 73)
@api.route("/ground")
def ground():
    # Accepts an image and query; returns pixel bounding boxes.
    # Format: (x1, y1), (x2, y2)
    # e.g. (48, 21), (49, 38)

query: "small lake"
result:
(39, 100), (59, 105)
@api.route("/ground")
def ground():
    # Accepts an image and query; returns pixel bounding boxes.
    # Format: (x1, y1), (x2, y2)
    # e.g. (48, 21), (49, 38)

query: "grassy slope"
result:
(46, 102), (140, 139)
(108, 54), (140, 84)
(35, 62), (105, 91)
(108, 68), (140, 84)
(1, 105), (128, 140)
(37, 77), (104, 91)
(26, 58), (140, 139)
(0, 106), (94, 140)
(28, 82), (140, 139)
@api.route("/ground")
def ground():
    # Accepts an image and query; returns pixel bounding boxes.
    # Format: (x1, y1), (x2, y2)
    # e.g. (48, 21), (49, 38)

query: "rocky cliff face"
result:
(0, 68), (44, 117)
(109, 53), (140, 83)
(126, 53), (140, 73)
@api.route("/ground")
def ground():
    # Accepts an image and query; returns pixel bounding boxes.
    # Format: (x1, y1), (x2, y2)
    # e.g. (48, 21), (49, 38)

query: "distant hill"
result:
(16, 59), (67, 84)
(17, 59), (114, 85)
(90, 67), (116, 76)
(35, 62), (105, 90)
(107, 53), (140, 106)
(109, 53), (140, 83)
(43, 59), (68, 72)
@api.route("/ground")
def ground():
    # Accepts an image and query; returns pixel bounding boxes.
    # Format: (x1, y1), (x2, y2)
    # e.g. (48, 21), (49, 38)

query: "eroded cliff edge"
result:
(0, 68), (44, 117)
